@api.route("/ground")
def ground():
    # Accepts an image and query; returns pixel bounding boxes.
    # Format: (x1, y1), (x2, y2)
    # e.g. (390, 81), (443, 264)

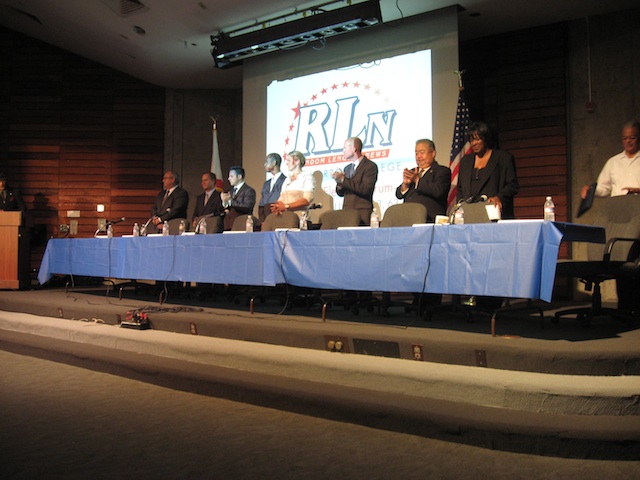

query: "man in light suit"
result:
(396, 139), (451, 223)
(192, 172), (224, 231)
(331, 137), (378, 225)
(221, 166), (256, 230)
(151, 171), (189, 231)
(258, 153), (286, 222)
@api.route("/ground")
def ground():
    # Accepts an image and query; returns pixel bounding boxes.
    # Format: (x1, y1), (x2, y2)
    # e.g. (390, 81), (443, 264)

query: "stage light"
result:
(211, 0), (383, 69)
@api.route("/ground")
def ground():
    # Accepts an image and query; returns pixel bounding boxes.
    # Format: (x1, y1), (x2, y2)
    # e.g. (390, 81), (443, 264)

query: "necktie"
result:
(204, 192), (210, 205)
(163, 190), (170, 203)
(232, 187), (237, 197)
(347, 164), (355, 179)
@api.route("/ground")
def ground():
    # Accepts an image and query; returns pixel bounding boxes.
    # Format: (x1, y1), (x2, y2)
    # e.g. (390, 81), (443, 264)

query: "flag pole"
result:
(210, 116), (224, 191)
(447, 70), (472, 209)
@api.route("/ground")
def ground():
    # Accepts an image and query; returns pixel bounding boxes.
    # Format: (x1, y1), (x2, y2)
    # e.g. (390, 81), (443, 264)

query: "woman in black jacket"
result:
(456, 122), (519, 219)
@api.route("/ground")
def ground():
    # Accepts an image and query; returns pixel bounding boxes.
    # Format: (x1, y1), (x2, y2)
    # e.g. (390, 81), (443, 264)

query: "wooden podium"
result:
(0, 211), (29, 289)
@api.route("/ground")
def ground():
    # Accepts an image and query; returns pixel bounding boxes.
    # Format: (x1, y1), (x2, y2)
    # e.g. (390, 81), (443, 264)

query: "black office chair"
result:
(373, 203), (430, 316)
(319, 209), (361, 229)
(231, 214), (260, 232)
(458, 202), (492, 223)
(381, 203), (428, 227)
(554, 195), (640, 325)
(262, 211), (299, 231)
(203, 215), (223, 234)
(251, 212), (319, 315)
(313, 209), (369, 315)
(166, 218), (188, 235)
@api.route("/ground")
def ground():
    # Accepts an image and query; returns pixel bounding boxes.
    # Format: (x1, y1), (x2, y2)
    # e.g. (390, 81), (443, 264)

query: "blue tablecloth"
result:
(37, 221), (604, 302)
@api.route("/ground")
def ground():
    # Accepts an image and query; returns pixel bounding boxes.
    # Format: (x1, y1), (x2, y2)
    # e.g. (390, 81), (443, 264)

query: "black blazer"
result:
(258, 174), (286, 222)
(223, 183), (257, 230)
(193, 190), (223, 220)
(336, 156), (378, 224)
(457, 149), (519, 219)
(395, 162), (451, 222)
(151, 186), (189, 222)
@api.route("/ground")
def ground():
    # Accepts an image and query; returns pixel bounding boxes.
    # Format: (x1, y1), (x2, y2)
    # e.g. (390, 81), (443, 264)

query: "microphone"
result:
(107, 217), (126, 225)
(478, 194), (488, 202)
(308, 203), (323, 210)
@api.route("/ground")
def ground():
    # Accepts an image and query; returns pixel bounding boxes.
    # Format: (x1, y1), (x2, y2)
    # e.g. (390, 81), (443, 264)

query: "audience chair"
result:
(261, 211), (299, 231)
(554, 195), (640, 325)
(381, 203), (427, 227)
(231, 214), (260, 231)
(319, 209), (361, 229)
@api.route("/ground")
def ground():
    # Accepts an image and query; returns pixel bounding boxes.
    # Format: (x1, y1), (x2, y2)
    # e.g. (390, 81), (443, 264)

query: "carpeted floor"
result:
(1, 346), (639, 480)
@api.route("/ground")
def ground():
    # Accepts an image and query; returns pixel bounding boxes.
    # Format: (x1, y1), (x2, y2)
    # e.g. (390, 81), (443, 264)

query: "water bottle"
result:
(543, 196), (555, 221)
(370, 210), (380, 228)
(179, 219), (186, 235)
(133, 223), (140, 237)
(299, 211), (309, 230)
(162, 221), (169, 236)
(454, 206), (465, 225)
(107, 224), (113, 238)
(245, 215), (254, 233)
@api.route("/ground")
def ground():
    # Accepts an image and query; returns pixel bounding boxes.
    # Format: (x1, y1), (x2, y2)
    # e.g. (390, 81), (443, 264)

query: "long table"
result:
(37, 221), (605, 302)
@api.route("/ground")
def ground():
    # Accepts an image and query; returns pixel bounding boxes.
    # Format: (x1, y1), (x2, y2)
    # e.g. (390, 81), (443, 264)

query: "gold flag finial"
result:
(453, 70), (466, 91)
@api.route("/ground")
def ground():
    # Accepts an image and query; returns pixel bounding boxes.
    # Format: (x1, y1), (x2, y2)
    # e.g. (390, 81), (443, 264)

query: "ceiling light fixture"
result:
(210, 0), (382, 69)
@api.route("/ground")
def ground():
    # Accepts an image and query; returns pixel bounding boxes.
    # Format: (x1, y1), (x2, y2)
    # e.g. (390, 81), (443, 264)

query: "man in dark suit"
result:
(258, 153), (286, 222)
(331, 137), (378, 225)
(151, 171), (189, 232)
(192, 172), (224, 232)
(221, 166), (256, 230)
(396, 139), (451, 222)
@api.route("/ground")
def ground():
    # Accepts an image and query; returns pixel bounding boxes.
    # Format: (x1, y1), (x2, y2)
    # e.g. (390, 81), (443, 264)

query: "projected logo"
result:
(283, 80), (396, 166)
(267, 49), (432, 214)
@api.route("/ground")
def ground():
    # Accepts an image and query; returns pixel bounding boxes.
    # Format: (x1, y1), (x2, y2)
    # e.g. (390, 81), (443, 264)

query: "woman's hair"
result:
(288, 150), (306, 167)
(467, 122), (494, 148)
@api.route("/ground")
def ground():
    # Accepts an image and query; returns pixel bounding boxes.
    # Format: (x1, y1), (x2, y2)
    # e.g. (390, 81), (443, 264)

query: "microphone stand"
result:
(195, 213), (214, 234)
(139, 217), (154, 236)
(449, 197), (474, 224)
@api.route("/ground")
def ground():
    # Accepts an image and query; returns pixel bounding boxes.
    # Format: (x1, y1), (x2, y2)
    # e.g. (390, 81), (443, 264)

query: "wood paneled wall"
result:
(0, 28), (165, 280)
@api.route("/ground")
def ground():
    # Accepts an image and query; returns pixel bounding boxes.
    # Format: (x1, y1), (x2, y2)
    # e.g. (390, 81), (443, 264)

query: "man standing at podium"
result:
(0, 172), (26, 212)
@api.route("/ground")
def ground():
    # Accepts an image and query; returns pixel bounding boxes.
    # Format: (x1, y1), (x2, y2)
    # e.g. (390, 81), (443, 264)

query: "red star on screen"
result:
(291, 101), (301, 119)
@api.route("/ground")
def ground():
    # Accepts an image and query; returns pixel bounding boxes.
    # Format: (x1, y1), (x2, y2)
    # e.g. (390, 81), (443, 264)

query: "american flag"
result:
(447, 91), (472, 207)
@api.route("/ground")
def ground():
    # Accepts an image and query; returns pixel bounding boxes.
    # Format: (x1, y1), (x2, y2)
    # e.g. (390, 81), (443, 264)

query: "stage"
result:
(0, 284), (639, 461)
